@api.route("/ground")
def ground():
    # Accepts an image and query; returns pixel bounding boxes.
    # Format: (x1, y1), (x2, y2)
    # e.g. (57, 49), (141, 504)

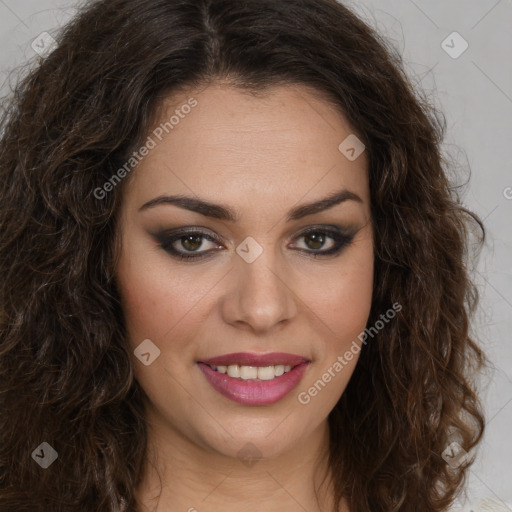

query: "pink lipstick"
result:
(197, 352), (311, 405)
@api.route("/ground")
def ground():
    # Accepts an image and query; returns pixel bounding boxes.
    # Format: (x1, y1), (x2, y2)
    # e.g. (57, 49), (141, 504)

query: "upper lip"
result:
(197, 352), (310, 367)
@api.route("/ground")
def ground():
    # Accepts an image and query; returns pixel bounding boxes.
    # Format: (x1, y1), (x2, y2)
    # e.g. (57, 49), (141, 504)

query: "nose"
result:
(220, 247), (298, 334)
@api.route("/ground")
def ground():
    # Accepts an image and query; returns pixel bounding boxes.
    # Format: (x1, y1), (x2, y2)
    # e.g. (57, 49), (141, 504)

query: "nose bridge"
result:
(223, 239), (297, 332)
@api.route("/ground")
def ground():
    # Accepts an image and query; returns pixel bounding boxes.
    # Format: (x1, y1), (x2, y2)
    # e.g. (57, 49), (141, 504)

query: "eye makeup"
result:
(150, 224), (359, 262)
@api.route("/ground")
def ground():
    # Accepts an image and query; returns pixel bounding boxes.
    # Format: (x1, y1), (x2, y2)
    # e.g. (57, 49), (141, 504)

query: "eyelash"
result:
(155, 226), (356, 262)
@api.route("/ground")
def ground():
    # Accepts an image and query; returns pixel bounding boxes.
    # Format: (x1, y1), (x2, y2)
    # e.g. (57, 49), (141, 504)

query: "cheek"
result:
(116, 260), (204, 384)
(297, 247), (373, 411)
(306, 241), (374, 349)
(115, 244), (202, 347)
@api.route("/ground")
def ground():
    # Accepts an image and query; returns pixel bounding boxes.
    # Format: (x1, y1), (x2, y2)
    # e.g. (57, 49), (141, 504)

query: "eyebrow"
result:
(138, 188), (363, 222)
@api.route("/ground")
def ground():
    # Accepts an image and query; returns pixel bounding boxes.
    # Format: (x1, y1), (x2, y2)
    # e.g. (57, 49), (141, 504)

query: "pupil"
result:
(182, 235), (202, 251)
(305, 232), (324, 250)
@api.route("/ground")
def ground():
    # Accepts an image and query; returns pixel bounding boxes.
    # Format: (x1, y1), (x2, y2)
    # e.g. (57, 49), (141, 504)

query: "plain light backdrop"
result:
(0, 0), (511, 510)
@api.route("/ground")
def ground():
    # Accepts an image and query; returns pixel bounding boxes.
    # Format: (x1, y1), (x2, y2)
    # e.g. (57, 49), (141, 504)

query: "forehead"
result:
(123, 83), (369, 212)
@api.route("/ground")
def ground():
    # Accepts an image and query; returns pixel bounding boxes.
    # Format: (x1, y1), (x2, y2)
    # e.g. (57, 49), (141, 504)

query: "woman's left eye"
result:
(155, 226), (356, 261)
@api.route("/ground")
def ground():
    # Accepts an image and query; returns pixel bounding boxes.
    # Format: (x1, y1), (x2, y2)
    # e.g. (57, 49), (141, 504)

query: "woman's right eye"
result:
(157, 229), (223, 261)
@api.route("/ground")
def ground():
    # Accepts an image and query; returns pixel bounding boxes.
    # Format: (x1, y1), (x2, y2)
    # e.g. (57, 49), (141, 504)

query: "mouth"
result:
(203, 362), (296, 381)
(196, 352), (311, 405)
(197, 351), (310, 368)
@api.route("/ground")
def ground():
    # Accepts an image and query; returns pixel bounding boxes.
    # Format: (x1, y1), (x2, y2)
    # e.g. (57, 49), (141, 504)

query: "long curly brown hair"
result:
(0, 0), (488, 510)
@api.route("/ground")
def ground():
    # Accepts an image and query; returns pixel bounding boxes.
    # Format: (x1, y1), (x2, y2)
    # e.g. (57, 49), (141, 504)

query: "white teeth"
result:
(274, 365), (285, 377)
(226, 365), (240, 378)
(257, 366), (278, 380)
(240, 366), (258, 380)
(210, 364), (295, 380)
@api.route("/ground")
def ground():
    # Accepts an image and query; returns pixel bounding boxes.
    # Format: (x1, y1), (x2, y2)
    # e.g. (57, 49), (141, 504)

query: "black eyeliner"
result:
(151, 224), (359, 262)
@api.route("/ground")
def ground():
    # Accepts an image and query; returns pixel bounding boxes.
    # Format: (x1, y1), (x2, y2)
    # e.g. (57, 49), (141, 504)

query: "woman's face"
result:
(115, 83), (373, 461)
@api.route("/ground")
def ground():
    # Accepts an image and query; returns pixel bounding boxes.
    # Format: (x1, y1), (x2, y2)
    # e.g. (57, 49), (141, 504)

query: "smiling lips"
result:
(197, 352), (311, 405)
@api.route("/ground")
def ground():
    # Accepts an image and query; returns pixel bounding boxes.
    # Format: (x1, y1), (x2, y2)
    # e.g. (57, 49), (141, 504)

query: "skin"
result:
(115, 82), (374, 512)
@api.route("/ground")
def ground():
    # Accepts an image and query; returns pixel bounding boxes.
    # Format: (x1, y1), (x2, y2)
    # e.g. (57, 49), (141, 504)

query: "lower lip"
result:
(197, 362), (310, 405)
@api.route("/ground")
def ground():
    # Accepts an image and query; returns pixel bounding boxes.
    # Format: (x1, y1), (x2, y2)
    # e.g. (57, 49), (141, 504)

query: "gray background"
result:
(0, 0), (510, 510)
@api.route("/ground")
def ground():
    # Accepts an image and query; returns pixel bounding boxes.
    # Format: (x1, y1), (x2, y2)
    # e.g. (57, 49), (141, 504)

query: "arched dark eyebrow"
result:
(138, 188), (363, 222)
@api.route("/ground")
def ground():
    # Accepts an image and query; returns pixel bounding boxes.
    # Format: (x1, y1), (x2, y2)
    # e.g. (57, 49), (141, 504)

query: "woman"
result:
(0, 0), (488, 510)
